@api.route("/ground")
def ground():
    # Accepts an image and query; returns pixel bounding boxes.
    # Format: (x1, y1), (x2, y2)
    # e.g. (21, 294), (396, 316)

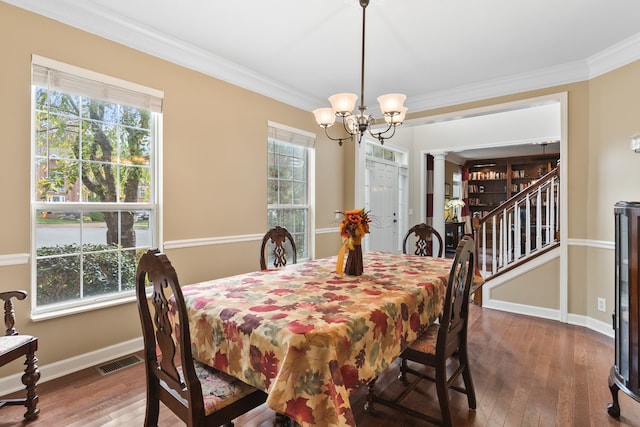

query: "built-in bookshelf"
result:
(466, 154), (559, 217)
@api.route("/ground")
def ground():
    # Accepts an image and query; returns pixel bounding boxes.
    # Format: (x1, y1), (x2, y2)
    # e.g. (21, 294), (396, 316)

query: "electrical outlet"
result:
(597, 297), (606, 312)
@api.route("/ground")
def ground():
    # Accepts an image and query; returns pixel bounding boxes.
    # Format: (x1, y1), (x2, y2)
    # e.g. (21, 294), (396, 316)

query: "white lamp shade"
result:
(377, 93), (406, 114)
(313, 108), (336, 127)
(384, 107), (408, 125)
(328, 93), (357, 115)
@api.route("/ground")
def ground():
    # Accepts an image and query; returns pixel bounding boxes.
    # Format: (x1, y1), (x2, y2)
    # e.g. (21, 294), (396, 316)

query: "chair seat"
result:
(408, 323), (439, 355)
(0, 335), (35, 355)
(0, 290), (40, 421)
(178, 359), (261, 416)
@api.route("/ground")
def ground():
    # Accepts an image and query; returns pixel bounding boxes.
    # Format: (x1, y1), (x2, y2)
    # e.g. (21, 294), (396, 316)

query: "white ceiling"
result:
(5, 0), (639, 160)
(5, 0), (640, 114)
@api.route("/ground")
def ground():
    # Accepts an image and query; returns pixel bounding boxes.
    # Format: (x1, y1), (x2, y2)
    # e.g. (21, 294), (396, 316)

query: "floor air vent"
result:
(96, 354), (143, 376)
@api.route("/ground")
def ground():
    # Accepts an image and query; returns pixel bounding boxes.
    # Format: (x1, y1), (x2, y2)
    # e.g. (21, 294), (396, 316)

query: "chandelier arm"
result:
(322, 126), (352, 146)
(367, 121), (397, 145)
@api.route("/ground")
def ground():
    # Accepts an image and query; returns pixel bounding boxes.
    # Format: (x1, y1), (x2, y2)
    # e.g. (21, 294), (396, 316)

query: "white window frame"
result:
(30, 55), (163, 319)
(267, 121), (315, 261)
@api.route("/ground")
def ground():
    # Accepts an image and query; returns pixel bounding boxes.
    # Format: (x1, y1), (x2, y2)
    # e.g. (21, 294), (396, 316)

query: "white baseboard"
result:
(0, 336), (143, 396)
(481, 299), (615, 339)
(567, 313), (614, 338)
(482, 299), (561, 321)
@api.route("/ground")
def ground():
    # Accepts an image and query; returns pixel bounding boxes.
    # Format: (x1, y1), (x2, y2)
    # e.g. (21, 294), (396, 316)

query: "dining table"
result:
(176, 251), (455, 427)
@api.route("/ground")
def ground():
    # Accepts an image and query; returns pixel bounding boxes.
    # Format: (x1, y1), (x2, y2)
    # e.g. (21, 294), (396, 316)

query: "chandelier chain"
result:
(312, 0), (407, 146)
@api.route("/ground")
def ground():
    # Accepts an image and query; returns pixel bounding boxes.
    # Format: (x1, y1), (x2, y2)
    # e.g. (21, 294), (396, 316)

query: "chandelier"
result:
(312, 0), (407, 146)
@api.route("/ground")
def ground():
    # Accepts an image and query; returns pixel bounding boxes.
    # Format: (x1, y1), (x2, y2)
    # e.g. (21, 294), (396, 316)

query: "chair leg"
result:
(144, 381), (160, 427)
(435, 363), (452, 427)
(458, 348), (477, 410)
(397, 358), (409, 385)
(22, 349), (40, 420)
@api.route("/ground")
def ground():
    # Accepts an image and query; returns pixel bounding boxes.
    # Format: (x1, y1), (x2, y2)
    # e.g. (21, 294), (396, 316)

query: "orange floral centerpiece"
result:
(336, 208), (371, 275)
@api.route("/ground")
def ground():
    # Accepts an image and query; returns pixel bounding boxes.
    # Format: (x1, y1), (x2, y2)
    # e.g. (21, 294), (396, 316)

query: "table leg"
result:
(274, 413), (300, 427)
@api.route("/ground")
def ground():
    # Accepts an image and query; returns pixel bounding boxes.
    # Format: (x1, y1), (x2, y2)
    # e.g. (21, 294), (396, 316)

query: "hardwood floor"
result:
(2, 305), (640, 426)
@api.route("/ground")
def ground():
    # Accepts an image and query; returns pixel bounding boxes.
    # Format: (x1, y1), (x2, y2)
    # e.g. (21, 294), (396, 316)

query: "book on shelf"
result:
(470, 170), (506, 180)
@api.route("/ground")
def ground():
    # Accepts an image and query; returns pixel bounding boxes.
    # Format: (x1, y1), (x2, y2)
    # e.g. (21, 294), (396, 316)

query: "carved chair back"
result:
(260, 226), (298, 270)
(402, 223), (444, 257)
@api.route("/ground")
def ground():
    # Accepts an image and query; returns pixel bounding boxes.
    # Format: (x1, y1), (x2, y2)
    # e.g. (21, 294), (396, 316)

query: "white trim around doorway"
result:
(412, 92), (569, 323)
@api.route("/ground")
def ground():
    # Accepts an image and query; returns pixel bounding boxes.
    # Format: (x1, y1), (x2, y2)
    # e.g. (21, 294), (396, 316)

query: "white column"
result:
(431, 152), (446, 256)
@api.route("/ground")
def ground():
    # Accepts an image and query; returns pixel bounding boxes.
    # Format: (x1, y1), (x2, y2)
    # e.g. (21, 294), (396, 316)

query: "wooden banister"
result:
(471, 161), (560, 292)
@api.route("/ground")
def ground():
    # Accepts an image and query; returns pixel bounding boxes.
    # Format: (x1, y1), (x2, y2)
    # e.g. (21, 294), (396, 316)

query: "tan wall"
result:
(587, 61), (640, 241)
(584, 60), (640, 322)
(490, 258), (560, 309)
(0, 3), (343, 375)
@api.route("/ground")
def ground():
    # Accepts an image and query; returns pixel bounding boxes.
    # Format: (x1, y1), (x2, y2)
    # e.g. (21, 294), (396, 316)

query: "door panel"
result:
(368, 162), (398, 253)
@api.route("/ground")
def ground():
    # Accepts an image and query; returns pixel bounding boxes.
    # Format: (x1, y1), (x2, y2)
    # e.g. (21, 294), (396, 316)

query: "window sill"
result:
(31, 293), (137, 322)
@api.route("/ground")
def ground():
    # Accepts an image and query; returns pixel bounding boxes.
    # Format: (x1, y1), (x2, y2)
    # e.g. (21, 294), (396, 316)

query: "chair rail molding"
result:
(0, 253), (30, 267)
(567, 238), (615, 250)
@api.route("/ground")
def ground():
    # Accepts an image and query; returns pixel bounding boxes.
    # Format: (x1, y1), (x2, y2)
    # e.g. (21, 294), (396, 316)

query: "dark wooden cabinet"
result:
(609, 201), (640, 417)
(445, 222), (465, 254)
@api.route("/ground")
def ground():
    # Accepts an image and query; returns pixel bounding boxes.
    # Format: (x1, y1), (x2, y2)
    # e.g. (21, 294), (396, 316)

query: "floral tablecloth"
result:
(179, 252), (452, 427)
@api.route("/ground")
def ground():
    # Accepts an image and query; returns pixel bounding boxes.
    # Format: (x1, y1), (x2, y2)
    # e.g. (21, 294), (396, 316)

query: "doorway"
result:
(363, 142), (409, 253)
(411, 93), (568, 322)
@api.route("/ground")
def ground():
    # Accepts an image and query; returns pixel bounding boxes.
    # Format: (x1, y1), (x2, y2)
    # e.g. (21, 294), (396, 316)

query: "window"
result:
(365, 143), (407, 164)
(31, 56), (163, 316)
(452, 171), (462, 198)
(267, 123), (315, 262)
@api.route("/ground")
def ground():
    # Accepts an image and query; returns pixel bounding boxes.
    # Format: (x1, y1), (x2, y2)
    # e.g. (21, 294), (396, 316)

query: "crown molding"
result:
(407, 60), (590, 112)
(4, 0), (640, 113)
(2, 0), (319, 111)
(588, 32), (640, 79)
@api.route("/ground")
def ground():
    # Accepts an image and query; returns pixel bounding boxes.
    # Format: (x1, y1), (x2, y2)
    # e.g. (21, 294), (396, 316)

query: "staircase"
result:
(471, 163), (560, 297)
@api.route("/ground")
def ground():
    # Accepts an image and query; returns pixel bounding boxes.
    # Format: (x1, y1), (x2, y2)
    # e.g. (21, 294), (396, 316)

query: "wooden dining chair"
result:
(135, 249), (267, 427)
(260, 226), (297, 270)
(366, 236), (476, 427)
(0, 291), (40, 421)
(402, 223), (444, 257)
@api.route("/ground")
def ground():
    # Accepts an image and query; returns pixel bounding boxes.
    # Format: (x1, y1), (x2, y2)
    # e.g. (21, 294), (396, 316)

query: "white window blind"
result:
(268, 121), (315, 148)
(32, 55), (163, 113)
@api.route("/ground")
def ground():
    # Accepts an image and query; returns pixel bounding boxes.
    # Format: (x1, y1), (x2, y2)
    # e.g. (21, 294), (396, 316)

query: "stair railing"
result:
(472, 162), (560, 281)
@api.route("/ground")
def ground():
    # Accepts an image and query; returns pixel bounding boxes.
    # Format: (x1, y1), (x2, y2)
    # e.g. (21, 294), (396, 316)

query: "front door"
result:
(367, 161), (398, 252)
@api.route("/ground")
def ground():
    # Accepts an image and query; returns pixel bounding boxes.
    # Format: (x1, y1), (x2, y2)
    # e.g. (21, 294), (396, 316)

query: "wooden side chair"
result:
(366, 236), (477, 427)
(402, 223), (444, 257)
(135, 249), (267, 427)
(260, 226), (297, 270)
(0, 291), (40, 421)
